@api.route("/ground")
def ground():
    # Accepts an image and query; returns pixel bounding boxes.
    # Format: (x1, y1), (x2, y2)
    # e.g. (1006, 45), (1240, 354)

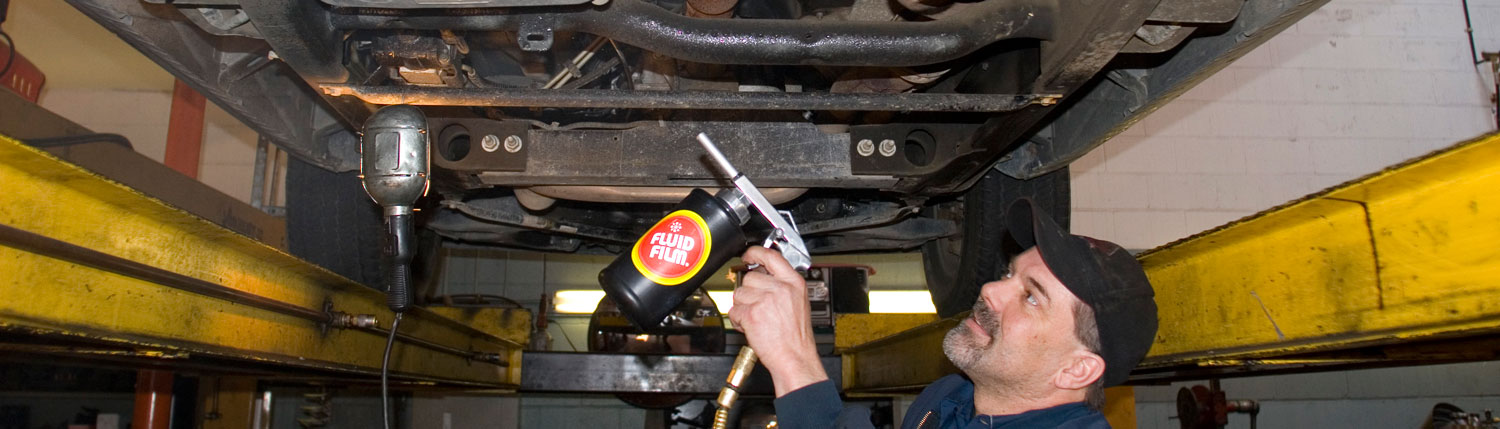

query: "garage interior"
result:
(1, 0), (1500, 428)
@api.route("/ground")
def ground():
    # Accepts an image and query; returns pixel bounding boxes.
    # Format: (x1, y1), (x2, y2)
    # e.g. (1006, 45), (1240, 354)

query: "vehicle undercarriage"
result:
(69, 0), (1326, 313)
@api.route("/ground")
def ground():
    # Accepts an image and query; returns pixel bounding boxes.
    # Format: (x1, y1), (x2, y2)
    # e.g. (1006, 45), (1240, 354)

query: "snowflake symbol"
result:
(670, 221), (682, 233)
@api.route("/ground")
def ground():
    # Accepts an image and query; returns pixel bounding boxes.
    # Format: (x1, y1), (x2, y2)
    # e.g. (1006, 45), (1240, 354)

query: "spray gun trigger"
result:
(698, 133), (812, 271)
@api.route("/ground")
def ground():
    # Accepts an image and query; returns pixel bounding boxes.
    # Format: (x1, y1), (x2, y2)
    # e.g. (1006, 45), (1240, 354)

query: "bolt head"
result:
(856, 139), (875, 157)
(481, 134), (501, 152)
(503, 135), (523, 153)
(878, 139), (897, 157)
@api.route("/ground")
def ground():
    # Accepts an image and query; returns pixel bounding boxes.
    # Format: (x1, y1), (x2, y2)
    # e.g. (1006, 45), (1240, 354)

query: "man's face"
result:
(942, 248), (1087, 391)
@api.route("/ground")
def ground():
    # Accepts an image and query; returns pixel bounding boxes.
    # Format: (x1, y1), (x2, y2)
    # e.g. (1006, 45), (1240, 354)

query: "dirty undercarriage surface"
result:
(69, 0), (1326, 254)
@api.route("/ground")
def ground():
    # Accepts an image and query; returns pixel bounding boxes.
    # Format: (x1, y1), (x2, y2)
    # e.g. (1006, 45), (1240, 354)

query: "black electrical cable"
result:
(1462, 0), (1480, 65)
(24, 133), (136, 150)
(430, 293), (525, 309)
(381, 312), (404, 429)
(0, 31), (15, 79)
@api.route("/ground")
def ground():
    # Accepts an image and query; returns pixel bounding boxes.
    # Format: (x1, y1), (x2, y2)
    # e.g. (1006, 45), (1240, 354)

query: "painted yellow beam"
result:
(0, 134), (528, 388)
(836, 314), (954, 393)
(1140, 131), (1500, 367)
(834, 313), (939, 351)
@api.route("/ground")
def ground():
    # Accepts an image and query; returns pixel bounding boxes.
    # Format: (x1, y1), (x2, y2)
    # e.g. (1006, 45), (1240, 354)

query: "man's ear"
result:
(1053, 350), (1104, 390)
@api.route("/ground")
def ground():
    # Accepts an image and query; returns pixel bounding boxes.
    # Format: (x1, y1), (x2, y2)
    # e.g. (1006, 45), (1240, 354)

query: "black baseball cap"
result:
(1004, 198), (1158, 387)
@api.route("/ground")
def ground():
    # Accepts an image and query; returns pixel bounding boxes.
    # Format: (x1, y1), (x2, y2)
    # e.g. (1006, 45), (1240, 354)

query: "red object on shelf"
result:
(0, 39), (45, 102)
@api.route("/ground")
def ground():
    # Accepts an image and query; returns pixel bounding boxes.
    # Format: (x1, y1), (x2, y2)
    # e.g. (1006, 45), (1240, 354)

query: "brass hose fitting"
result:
(712, 346), (759, 429)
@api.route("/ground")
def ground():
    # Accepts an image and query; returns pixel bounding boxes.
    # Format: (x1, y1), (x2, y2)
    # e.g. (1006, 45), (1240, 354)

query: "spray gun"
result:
(597, 133), (810, 429)
(698, 133), (812, 429)
(359, 105), (431, 313)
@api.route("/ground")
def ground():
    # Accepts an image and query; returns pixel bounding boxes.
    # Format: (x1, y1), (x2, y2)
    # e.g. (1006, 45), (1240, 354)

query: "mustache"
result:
(970, 300), (997, 337)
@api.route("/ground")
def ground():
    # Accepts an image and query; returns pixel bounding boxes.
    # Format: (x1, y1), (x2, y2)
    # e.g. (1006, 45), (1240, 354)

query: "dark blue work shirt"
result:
(773, 374), (1110, 429)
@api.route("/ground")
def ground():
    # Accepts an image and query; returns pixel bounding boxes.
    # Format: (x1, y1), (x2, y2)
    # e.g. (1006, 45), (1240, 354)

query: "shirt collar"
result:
(937, 378), (1094, 428)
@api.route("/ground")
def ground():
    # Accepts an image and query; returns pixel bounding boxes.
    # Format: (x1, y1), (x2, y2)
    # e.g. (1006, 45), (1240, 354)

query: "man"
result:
(730, 199), (1158, 428)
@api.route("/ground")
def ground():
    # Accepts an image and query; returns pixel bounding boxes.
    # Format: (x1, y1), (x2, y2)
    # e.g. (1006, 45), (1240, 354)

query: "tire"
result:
(921, 167), (1070, 317)
(286, 157), (384, 288)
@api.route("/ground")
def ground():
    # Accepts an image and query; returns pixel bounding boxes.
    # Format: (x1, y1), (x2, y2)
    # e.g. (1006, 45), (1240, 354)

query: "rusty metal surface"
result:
(476, 121), (870, 189)
(1147, 0), (1244, 23)
(322, 85), (1054, 112)
(328, 0), (1056, 67)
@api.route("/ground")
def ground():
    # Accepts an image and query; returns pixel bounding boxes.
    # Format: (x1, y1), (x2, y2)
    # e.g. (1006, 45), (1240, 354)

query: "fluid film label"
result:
(631, 210), (713, 285)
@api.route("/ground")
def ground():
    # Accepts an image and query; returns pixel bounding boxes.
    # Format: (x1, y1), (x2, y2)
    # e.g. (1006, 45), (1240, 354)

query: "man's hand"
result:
(729, 247), (829, 397)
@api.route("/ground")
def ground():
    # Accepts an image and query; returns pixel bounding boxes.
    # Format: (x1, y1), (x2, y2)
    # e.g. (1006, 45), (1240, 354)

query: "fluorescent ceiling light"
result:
(707, 291), (733, 314)
(867, 291), (938, 314)
(553, 290), (935, 314)
(553, 290), (606, 314)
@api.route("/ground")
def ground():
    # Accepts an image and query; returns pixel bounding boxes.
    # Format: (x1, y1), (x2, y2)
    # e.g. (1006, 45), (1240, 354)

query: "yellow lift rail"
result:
(1139, 131), (1500, 374)
(0, 134), (529, 388)
(840, 132), (1500, 391)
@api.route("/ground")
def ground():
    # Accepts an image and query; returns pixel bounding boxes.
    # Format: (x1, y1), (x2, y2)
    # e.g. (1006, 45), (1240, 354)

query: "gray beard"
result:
(943, 319), (1036, 400)
(942, 321), (985, 371)
(945, 300), (998, 371)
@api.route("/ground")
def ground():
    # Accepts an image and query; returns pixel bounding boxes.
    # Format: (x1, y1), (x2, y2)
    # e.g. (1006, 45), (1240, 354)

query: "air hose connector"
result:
(712, 346), (759, 429)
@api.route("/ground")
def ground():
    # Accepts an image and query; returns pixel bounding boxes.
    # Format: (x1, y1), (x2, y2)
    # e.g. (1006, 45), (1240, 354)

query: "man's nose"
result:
(978, 278), (1017, 309)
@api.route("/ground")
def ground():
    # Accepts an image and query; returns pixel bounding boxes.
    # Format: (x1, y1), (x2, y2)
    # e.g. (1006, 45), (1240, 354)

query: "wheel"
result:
(286, 157), (384, 288)
(921, 167), (1070, 317)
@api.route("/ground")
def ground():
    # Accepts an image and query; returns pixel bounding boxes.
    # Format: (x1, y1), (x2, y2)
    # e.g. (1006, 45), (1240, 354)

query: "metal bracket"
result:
(428, 119), (531, 172)
(517, 18), (555, 52)
(849, 124), (983, 176)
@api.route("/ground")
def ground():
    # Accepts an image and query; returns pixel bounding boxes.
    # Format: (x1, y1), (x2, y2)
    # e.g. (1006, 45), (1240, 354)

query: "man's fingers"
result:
(738, 270), (777, 292)
(739, 246), (779, 268)
(732, 277), (765, 305)
(740, 247), (804, 286)
(727, 291), (758, 332)
(727, 305), (745, 327)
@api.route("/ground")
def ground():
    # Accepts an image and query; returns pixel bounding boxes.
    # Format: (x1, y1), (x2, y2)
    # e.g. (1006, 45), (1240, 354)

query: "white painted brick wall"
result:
(1072, 0), (1498, 250)
(1072, 2), (1500, 423)
(200, 103), (265, 204)
(37, 88), (265, 204)
(39, 89), (173, 162)
(1475, 2), (1500, 54)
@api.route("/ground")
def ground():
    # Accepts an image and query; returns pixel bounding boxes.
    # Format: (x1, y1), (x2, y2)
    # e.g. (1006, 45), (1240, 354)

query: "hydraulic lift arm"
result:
(0, 132), (528, 388)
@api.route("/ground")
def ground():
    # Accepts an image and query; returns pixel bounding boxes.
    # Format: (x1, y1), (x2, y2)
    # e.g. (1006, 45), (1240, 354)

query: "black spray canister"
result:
(599, 188), (752, 329)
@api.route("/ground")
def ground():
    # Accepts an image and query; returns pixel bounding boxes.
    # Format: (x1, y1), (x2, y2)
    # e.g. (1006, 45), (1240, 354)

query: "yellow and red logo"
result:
(631, 210), (713, 285)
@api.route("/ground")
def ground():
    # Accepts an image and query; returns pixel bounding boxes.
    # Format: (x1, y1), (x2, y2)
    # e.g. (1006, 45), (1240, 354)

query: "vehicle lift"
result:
(1, 128), (1498, 428)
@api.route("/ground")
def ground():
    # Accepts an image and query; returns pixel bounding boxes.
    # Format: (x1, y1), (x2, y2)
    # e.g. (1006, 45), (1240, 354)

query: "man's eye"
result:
(1025, 291), (1038, 306)
(1002, 269), (1015, 280)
